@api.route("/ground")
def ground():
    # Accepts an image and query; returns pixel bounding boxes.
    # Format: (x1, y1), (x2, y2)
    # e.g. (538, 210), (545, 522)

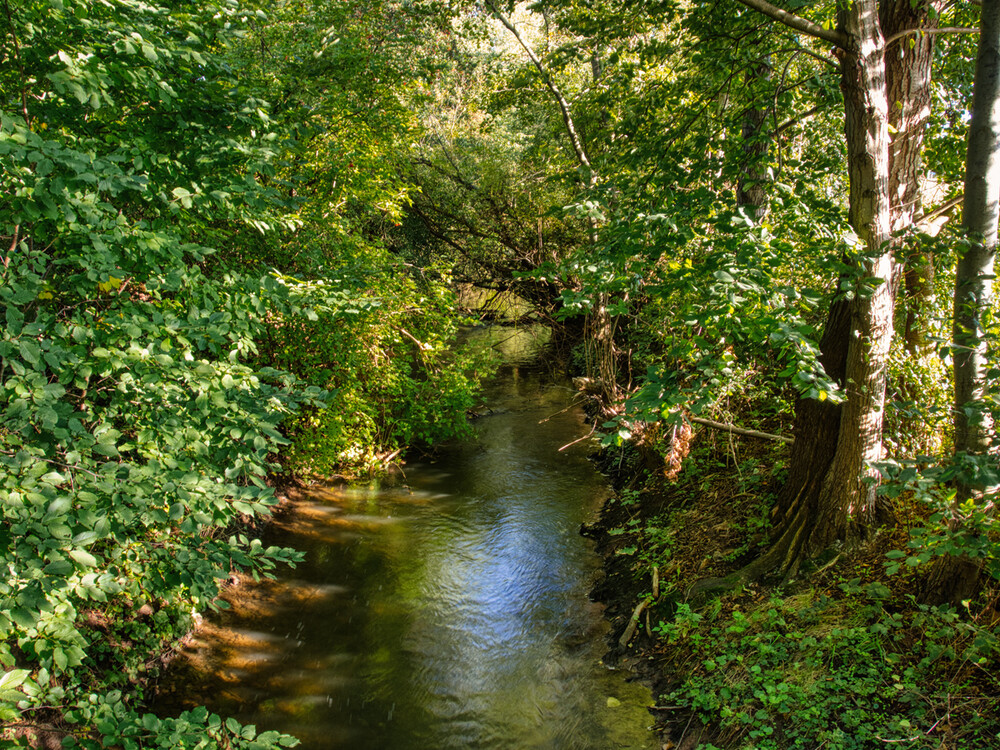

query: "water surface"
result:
(157, 364), (657, 749)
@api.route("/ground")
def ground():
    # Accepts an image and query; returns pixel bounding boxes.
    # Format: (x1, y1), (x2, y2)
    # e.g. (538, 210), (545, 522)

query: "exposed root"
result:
(686, 479), (813, 599)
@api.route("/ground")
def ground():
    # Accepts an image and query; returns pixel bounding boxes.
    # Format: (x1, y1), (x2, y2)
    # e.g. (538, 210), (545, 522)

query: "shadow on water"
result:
(155, 325), (658, 749)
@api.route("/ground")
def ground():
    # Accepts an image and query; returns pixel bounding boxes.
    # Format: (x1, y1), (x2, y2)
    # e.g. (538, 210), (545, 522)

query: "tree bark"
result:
(880, 1), (942, 352)
(755, 0), (896, 576)
(811, 0), (895, 545)
(925, 0), (1000, 606)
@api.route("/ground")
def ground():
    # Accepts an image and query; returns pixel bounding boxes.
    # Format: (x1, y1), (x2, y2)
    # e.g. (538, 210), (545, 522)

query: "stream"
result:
(155, 329), (658, 749)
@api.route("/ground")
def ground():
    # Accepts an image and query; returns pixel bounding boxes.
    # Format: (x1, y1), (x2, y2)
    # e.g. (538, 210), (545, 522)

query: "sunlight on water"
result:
(156, 364), (657, 749)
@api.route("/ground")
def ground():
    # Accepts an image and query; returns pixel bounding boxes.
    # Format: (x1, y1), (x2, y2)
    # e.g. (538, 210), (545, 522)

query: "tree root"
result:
(685, 481), (812, 600)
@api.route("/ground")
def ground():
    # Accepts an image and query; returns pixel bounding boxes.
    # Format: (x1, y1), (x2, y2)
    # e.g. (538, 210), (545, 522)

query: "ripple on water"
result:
(154, 373), (658, 750)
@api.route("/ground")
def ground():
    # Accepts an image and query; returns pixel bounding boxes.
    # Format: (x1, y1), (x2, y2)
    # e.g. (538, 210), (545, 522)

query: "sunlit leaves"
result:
(0, 1), (320, 747)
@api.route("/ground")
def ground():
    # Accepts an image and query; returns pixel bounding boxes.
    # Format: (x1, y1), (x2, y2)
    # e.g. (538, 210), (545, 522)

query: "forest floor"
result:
(584, 422), (1000, 749)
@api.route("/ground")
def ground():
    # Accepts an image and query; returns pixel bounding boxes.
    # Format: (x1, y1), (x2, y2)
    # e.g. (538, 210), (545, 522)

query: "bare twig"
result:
(689, 416), (793, 444)
(557, 421), (597, 452)
(920, 195), (964, 227)
(538, 398), (586, 424)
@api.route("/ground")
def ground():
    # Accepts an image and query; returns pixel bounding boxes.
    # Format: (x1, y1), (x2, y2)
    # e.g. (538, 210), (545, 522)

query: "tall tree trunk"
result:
(954, 0), (1000, 463)
(807, 0), (894, 545)
(760, 0), (895, 576)
(926, 0), (1000, 605)
(880, 1), (943, 352)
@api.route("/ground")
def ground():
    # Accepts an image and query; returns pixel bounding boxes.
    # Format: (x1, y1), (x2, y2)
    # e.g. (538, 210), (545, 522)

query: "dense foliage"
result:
(0, 0), (488, 747)
(3, 0), (999, 746)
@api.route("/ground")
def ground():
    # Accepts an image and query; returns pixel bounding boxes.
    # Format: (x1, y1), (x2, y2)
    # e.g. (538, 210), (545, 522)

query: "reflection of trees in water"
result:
(156, 374), (655, 749)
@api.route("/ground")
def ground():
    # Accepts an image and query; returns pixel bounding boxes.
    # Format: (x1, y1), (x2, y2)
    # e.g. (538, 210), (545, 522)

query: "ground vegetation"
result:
(0, 0), (489, 747)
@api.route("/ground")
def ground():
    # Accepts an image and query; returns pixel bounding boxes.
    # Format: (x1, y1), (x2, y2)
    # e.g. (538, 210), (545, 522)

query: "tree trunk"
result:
(813, 0), (895, 540)
(954, 0), (1000, 463)
(926, 0), (1000, 605)
(880, 1), (943, 352)
(736, 57), (772, 217)
(764, 0), (896, 575)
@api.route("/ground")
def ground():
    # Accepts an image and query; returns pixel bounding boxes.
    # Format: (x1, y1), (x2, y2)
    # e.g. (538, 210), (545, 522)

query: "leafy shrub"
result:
(0, 0), (473, 747)
(657, 590), (1000, 749)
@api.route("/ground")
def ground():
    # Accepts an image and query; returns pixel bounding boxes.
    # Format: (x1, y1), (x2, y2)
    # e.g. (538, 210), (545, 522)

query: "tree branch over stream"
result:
(483, 0), (595, 187)
(735, 0), (849, 48)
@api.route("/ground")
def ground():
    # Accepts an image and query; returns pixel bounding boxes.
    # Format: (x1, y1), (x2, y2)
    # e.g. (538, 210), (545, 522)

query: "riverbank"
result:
(586, 421), (1000, 748)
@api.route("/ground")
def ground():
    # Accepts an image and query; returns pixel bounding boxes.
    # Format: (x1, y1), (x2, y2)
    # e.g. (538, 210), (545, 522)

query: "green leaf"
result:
(0, 670), (29, 691)
(69, 549), (98, 567)
(44, 559), (74, 575)
(172, 186), (193, 209)
(53, 648), (68, 671)
(18, 340), (40, 367)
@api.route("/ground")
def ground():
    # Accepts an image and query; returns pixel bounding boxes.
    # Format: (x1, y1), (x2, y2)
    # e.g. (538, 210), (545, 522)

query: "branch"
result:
(484, 1), (594, 186)
(920, 194), (963, 227)
(689, 416), (793, 444)
(3, 224), (18, 276)
(618, 596), (653, 649)
(736, 0), (848, 48)
(771, 103), (825, 137)
(885, 26), (979, 48)
(2, 0), (31, 124)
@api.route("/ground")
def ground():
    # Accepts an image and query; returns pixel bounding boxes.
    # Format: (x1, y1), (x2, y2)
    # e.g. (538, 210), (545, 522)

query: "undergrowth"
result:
(657, 586), (1000, 749)
(600, 426), (1000, 750)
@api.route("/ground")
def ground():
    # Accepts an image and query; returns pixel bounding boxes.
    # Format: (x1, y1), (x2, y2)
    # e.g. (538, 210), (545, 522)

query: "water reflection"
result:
(156, 369), (657, 749)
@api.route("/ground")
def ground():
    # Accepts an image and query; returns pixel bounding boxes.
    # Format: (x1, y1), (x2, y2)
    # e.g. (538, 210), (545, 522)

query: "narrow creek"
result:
(155, 331), (658, 749)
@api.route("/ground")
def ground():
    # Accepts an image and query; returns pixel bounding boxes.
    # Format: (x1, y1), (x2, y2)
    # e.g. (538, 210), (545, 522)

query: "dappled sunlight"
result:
(156, 371), (656, 749)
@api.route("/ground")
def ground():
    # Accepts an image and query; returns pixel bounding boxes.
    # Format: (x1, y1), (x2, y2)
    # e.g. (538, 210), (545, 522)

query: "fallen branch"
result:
(618, 596), (653, 649)
(689, 416), (793, 444)
(557, 422), (596, 452)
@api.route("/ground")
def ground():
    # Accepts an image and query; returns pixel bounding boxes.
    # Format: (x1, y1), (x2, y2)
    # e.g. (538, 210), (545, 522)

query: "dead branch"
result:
(689, 416), (793, 444)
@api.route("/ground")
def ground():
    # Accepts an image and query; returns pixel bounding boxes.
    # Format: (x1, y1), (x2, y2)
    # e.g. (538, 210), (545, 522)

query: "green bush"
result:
(657, 589), (1000, 749)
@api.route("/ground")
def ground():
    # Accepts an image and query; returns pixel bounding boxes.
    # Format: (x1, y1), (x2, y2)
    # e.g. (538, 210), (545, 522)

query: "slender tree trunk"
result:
(926, 0), (1000, 605)
(737, 57), (772, 217)
(954, 0), (1000, 463)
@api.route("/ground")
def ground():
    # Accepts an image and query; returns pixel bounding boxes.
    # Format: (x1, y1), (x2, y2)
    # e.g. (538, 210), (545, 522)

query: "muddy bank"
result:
(584, 430), (790, 749)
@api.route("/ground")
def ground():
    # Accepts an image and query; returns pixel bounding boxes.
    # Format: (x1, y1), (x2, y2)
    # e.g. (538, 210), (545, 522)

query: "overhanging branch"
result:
(885, 25), (979, 47)
(736, 0), (848, 48)
(484, 0), (595, 187)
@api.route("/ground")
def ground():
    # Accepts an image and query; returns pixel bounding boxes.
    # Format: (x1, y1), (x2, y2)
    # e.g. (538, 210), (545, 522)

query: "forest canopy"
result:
(2, 0), (999, 747)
